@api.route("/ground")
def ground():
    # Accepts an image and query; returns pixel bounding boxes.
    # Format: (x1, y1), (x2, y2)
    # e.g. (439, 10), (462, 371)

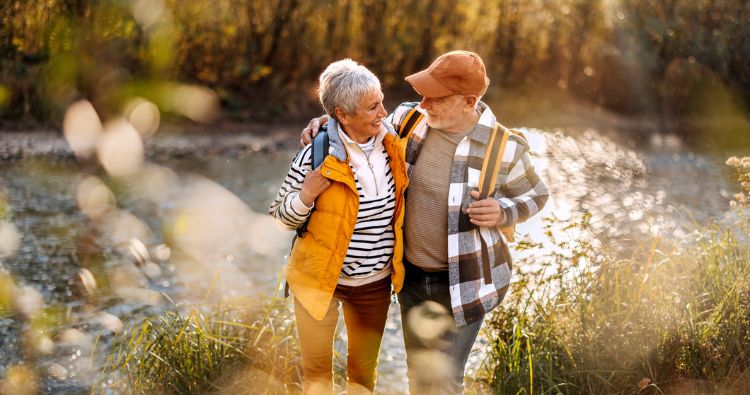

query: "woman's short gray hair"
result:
(318, 59), (381, 120)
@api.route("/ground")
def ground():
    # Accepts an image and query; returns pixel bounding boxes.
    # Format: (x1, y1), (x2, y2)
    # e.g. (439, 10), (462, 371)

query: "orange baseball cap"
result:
(405, 50), (490, 98)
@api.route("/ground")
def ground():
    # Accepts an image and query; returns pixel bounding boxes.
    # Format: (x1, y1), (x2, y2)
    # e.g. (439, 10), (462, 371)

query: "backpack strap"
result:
(477, 124), (516, 243)
(311, 124), (330, 170)
(297, 124), (329, 238)
(398, 107), (424, 140)
(478, 125), (510, 199)
(475, 125), (516, 284)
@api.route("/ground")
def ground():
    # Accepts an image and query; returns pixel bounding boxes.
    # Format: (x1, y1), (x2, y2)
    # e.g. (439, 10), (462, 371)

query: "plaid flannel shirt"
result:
(386, 101), (549, 327)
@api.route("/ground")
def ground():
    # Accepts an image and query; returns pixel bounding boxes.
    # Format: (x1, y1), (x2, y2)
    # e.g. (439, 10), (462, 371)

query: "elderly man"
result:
(302, 50), (548, 394)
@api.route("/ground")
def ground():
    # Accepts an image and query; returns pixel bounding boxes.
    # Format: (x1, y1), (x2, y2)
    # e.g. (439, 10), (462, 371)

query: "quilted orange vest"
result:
(286, 133), (408, 320)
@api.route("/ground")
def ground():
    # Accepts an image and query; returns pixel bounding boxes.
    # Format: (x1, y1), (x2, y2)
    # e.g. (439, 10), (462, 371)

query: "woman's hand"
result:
(300, 115), (330, 146)
(299, 167), (332, 207)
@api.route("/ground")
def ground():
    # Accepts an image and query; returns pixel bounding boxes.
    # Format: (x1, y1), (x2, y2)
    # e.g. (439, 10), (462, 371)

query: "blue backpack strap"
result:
(311, 123), (330, 169)
(295, 124), (328, 239)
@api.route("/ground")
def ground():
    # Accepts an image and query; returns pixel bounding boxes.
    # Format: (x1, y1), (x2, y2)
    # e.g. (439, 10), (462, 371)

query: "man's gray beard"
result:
(425, 116), (441, 129)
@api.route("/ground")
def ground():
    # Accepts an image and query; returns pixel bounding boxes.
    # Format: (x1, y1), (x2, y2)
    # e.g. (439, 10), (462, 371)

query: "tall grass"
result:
(479, 209), (750, 391)
(96, 295), (301, 394)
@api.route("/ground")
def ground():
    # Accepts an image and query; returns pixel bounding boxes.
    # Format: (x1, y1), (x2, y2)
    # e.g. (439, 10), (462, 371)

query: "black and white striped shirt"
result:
(342, 159), (395, 277)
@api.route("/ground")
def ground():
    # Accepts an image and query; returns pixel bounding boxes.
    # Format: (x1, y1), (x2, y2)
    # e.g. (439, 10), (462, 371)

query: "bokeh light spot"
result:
(133, 0), (166, 30)
(126, 98), (161, 138)
(97, 119), (145, 177)
(14, 285), (44, 319)
(63, 100), (103, 158)
(102, 211), (153, 253)
(407, 301), (455, 345)
(76, 176), (116, 220)
(0, 221), (21, 258)
(1, 364), (39, 395)
(168, 85), (219, 123)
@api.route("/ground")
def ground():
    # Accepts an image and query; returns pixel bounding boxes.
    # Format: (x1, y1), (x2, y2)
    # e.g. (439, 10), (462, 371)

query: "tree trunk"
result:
(502, 0), (519, 84)
(264, 0), (300, 67)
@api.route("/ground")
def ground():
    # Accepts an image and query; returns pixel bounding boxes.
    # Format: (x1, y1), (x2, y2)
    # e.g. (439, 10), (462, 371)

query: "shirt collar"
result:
(467, 101), (500, 145)
(336, 120), (388, 149)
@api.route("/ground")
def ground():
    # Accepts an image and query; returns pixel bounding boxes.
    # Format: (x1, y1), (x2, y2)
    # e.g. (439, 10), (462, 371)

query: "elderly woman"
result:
(269, 59), (407, 394)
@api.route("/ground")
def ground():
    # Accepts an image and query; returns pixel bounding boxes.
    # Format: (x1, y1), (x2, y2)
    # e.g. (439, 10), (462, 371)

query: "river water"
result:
(0, 127), (740, 393)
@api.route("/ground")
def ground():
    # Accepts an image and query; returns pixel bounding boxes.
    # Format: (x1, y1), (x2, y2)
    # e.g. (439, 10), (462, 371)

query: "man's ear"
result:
(464, 95), (478, 110)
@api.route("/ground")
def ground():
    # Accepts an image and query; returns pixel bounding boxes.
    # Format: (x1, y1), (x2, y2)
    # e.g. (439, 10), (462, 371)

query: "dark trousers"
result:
(398, 261), (484, 394)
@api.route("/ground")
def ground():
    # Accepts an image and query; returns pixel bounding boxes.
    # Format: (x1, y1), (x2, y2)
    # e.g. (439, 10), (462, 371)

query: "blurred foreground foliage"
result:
(97, 296), (301, 395)
(478, 162), (750, 394)
(1, 0), (749, 135)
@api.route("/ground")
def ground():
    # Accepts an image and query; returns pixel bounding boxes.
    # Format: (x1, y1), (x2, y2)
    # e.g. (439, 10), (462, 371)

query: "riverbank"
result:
(3, 81), (748, 162)
(0, 123), (301, 162)
(0, 82), (669, 159)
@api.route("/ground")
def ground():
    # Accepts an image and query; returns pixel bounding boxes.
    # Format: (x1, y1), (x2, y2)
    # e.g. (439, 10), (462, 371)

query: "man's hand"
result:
(466, 190), (505, 227)
(299, 167), (332, 207)
(300, 115), (330, 147)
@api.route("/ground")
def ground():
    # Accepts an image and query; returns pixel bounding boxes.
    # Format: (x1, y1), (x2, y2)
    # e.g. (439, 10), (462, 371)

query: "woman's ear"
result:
(335, 107), (348, 125)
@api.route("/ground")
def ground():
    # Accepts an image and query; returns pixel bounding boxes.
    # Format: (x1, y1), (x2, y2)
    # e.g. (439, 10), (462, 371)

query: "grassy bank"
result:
(478, 215), (750, 394)
(97, 219), (750, 394)
(97, 161), (750, 394)
(96, 295), (301, 394)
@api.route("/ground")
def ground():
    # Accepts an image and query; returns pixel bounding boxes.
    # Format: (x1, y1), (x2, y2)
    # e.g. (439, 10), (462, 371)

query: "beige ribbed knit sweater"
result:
(404, 126), (472, 271)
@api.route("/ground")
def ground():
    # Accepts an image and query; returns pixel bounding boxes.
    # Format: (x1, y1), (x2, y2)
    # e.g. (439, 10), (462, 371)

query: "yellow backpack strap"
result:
(478, 125), (510, 199)
(398, 107), (424, 140)
(477, 125), (515, 243)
